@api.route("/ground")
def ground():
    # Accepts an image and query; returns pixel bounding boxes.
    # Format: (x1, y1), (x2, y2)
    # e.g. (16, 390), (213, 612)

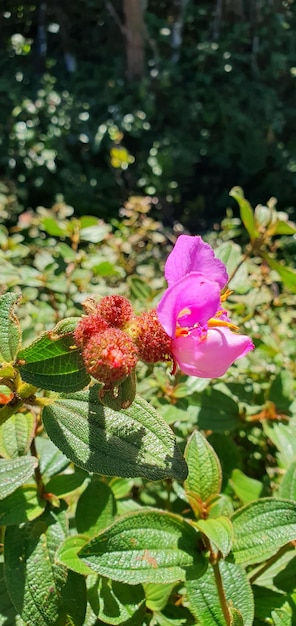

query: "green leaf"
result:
(268, 370), (294, 413)
(230, 187), (258, 241)
(273, 220), (296, 235)
(0, 292), (22, 362)
(261, 253), (296, 293)
(0, 484), (45, 524)
(191, 389), (240, 432)
(186, 560), (254, 626)
(196, 517), (233, 558)
(100, 370), (136, 410)
(0, 456), (38, 499)
(49, 317), (81, 338)
(79, 221), (110, 243)
(184, 431), (222, 504)
(215, 242), (249, 292)
(232, 498), (296, 565)
(4, 508), (87, 626)
(41, 216), (68, 237)
(144, 582), (176, 612)
(36, 436), (70, 477)
(278, 462), (296, 501)
(109, 477), (134, 499)
(251, 548), (296, 592)
(76, 479), (116, 537)
(42, 388), (187, 481)
(79, 510), (206, 584)
(56, 535), (95, 576)
(35, 436), (70, 478)
(18, 332), (90, 392)
(92, 261), (119, 276)
(208, 433), (242, 488)
(127, 276), (153, 302)
(253, 585), (295, 624)
(271, 609), (294, 626)
(0, 411), (36, 459)
(229, 608), (244, 625)
(0, 562), (21, 625)
(229, 469), (263, 505)
(263, 420), (296, 469)
(88, 576), (146, 625)
(44, 469), (87, 498)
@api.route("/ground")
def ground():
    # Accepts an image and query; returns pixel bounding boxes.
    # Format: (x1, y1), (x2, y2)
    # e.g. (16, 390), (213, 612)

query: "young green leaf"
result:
(261, 252), (296, 294)
(229, 608), (244, 625)
(42, 388), (187, 481)
(271, 607), (295, 626)
(229, 469), (263, 505)
(18, 332), (90, 392)
(184, 430), (222, 503)
(88, 576), (146, 625)
(4, 508), (87, 626)
(278, 462), (296, 501)
(196, 517), (233, 558)
(229, 187), (258, 241)
(44, 469), (87, 499)
(0, 292), (22, 362)
(272, 220), (296, 236)
(79, 510), (206, 584)
(186, 560), (254, 626)
(0, 411), (36, 459)
(144, 582), (176, 612)
(232, 498), (296, 565)
(263, 420), (296, 469)
(56, 535), (95, 576)
(0, 484), (45, 525)
(0, 456), (38, 499)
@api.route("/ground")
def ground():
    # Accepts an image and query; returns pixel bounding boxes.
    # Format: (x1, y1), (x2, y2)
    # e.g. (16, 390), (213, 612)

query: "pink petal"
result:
(173, 327), (254, 378)
(157, 273), (221, 338)
(165, 235), (228, 289)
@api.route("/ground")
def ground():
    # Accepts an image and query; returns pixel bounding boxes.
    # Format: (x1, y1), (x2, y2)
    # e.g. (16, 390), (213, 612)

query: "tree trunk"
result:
(123, 0), (145, 80)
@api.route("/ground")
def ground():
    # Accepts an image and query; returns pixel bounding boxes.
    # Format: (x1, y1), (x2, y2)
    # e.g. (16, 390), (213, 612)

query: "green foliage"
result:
(0, 190), (296, 625)
(1, 2), (296, 223)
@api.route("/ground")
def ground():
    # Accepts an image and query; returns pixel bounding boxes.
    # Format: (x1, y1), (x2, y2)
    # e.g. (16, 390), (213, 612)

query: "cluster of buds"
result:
(74, 295), (173, 402)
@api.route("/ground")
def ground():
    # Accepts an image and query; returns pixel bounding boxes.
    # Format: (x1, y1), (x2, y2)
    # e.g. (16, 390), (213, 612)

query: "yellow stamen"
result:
(208, 318), (239, 331)
(220, 288), (233, 302)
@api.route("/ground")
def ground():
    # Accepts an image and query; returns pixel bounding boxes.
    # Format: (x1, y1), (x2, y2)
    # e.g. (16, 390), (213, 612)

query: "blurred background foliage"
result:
(0, 0), (296, 227)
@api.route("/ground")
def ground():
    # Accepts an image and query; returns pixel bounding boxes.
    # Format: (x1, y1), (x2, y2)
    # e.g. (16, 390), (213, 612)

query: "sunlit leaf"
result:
(42, 389), (187, 481)
(4, 508), (87, 625)
(79, 510), (206, 584)
(232, 498), (296, 565)
(0, 292), (22, 362)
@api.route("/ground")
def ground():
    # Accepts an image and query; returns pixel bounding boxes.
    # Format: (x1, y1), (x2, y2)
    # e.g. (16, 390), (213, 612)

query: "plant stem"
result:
(248, 543), (292, 584)
(212, 560), (232, 626)
(30, 438), (45, 498)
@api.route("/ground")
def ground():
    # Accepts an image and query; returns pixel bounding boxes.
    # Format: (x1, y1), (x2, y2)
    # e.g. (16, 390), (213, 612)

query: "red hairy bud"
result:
(82, 328), (138, 386)
(74, 314), (109, 348)
(127, 310), (173, 364)
(95, 295), (134, 328)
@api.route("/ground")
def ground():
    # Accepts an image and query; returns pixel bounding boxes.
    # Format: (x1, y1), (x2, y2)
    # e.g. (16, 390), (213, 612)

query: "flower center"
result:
(175, 305), (239, 338)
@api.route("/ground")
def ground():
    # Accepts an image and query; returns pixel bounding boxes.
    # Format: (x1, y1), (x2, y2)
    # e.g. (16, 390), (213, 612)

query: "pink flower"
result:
(157, 235), (254, 378)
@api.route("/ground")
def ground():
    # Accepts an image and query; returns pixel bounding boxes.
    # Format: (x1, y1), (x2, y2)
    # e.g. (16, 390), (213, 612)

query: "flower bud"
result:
(82, 328), (138, 387)
(74, 314), (109, 348)
(126, 310), (173, 364)
(95, 295), (134, 328)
